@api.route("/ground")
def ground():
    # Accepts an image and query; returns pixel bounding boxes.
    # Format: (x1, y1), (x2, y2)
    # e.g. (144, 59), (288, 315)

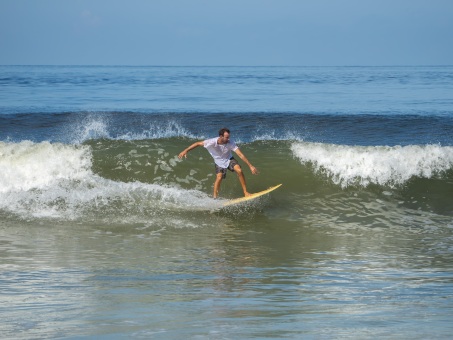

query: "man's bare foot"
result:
(244, 192), (252, 197)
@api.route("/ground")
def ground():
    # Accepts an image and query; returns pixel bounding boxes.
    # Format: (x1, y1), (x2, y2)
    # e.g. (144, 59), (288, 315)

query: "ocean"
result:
(1, 65), (453, 339)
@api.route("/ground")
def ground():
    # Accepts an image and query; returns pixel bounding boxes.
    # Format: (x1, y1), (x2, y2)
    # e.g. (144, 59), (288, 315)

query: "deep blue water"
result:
(2, 66), (453, 116)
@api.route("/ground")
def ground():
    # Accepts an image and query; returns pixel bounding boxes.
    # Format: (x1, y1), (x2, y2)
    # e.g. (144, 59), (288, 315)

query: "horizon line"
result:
(1, 64), (453, 68)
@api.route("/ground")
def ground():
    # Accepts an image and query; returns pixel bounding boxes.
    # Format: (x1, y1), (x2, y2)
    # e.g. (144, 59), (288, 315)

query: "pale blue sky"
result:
(1, 0), (452, 66)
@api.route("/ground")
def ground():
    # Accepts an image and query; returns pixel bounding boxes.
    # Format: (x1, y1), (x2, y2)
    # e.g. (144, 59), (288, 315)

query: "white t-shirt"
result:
(203, 137), (238, 168)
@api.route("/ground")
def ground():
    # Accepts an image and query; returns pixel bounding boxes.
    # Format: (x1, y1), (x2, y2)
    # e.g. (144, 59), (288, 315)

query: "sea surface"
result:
(1, 65), (453, 339)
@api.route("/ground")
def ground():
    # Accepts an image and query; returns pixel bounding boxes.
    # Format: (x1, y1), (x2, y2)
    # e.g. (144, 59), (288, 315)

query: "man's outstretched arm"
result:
(178, 141), (204, 159)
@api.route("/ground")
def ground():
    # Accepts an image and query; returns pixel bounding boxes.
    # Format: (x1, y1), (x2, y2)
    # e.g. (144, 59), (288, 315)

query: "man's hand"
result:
(250, 165), (259, 175)
(178, 150), (187, 159)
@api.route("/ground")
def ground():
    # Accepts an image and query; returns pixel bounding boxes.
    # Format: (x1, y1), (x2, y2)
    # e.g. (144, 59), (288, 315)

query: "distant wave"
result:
(67, 113), (308, 144)
(70, 114), (201, 144)
(2, 111), (453, 147)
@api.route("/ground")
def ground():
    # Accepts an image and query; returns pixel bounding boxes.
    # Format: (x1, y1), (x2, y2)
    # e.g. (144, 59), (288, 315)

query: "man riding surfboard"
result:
(178, 128), (259, 198)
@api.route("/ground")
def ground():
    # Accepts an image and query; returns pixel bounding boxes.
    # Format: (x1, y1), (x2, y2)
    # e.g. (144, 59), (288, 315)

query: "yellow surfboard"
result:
(223, 184), (282, 207)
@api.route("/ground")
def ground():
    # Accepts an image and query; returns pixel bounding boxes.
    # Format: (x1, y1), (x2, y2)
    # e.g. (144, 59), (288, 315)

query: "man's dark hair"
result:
(219, 128), (230, 136)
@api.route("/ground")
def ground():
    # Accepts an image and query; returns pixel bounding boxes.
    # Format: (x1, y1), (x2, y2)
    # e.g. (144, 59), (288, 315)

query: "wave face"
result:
(1, 139), (452, 229)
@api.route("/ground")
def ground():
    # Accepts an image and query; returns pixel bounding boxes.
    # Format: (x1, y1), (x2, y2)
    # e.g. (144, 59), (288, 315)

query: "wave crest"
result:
(70, 113), (199, 143)
(291, 142), (453, 188)
(0, 141), (92, 193)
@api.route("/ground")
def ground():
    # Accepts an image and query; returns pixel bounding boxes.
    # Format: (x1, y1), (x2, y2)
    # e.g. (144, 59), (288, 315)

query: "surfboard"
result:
(223, 184), (282, 207)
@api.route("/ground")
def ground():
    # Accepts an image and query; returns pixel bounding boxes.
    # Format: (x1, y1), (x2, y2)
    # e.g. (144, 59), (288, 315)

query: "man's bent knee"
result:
(233, 164), (243, 174)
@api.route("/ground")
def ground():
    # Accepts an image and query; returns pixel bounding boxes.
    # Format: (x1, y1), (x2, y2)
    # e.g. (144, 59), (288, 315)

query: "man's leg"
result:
(213, 172), (223, 198)
(233, 164), (251, 197)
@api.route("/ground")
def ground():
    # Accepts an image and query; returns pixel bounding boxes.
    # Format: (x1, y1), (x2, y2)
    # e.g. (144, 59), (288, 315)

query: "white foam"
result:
(0, 141), (92, 193)
(0, 141), (217, 222)
(116, 121), (199, 141)
(291, 142), (453, 188)
(70, 114), (199, 143)
(75, 118), (111, 143)
(250, 129), (304, 142)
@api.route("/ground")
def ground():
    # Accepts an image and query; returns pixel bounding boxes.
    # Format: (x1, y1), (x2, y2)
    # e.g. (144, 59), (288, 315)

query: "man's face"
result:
(219, 132), (230, 144)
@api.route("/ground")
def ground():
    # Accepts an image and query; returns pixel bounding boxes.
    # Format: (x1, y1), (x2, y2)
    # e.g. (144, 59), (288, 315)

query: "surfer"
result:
(178, 128), (259, 198)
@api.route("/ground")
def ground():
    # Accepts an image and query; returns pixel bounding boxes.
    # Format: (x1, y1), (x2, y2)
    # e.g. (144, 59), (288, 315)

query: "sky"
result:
(1, 0), (452, 66)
